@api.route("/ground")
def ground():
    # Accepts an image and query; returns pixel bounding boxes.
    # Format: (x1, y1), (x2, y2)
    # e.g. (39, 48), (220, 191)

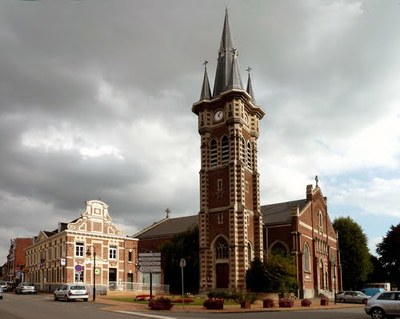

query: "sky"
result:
(1, 0), (399, 263)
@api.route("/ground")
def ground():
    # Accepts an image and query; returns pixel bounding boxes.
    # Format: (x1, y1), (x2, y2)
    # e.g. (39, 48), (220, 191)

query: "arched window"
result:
(240, 137), (246, 163)
(270, 241), (288, 256)
(303, 242), (311, 272)
(215, 237), (229, 260)
(221, 136), (229, 164)
(318, 211), (323, 231)
(210, 139), (217, 167)
(247, 141), (252, 169)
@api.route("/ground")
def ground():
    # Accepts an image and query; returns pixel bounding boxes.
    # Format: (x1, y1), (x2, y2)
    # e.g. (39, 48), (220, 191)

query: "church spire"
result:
(213, 8), (236, 97)
(199, 60), (211, 101)
(246, 67), (256, 103)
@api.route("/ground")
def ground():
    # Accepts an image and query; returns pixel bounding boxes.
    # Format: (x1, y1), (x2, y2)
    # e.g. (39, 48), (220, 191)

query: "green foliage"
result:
(376, 223), (400, 288)
(333, 216), (372, 290)
(160, 225), (199, 294)
(367, 254), (387, 283)
(207, 289), (240, 301)
(246, 256), (298, 293)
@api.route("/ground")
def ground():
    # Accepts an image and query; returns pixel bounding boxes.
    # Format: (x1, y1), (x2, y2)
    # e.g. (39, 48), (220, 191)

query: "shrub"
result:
(203, 298), (224, 309)
(171, 298), (194, 303)
(207, 289), (240, 301)
(148, 297), (173, 310)
(278, 298), (294, 308)
(301, 298), (312, 307)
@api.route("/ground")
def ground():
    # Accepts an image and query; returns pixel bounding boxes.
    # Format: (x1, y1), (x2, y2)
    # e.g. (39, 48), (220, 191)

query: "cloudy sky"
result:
(1, 0), (399, 262)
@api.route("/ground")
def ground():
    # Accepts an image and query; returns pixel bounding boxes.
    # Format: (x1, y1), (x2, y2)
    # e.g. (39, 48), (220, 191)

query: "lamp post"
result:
(86, 246), (96, 301)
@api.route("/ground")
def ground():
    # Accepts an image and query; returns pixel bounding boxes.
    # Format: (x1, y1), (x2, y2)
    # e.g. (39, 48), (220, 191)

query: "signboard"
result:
(95, 268), (100, 275)
(75, 264), (82, 272)
(60, 258), (66, 266)
(138, 252), (161, 273)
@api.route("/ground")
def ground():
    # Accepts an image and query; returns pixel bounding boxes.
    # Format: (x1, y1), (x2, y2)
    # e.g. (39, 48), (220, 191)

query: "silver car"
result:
(336, 290), (370, 303)
(0, 286), (3, 299)
(54, 284), (88, 302)
(15, 282), (37, 294)
(365, 291), (400, 319)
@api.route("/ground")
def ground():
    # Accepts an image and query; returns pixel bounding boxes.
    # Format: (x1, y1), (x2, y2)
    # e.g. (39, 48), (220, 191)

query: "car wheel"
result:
(84, 298), (88, 302)
(54, 295), (58, 301)
(339, 298), (345, 303)
(370, 307), (385, 319)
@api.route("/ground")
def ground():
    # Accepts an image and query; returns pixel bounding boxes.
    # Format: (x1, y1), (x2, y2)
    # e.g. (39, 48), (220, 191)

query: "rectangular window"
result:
(218, 213), (223, 224)
(128, 251), (133, 262)
(75, 242), (84, 257)
(74, 270), (84, 283)
(109, 246), (117, 259)
(217, 179), (223, 191)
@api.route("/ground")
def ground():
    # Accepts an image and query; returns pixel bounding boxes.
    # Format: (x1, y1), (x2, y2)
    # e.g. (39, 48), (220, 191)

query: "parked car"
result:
(15, 282), (37, 294)
(53, 284), (88, 302)
(365, 291), (400, 319)
(0, 281), (12, 292)
(336, 290), (370, 303)
(0, 286), (3, 299)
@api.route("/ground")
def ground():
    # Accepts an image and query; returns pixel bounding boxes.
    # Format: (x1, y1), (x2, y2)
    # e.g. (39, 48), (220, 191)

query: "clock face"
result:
(214, 110), (224, 122)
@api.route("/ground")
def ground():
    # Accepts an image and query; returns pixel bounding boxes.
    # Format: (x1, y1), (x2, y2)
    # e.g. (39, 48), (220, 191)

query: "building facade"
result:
(192, 9), (265, 291)
(25, 200), (138, 292)
(263, 180), (341, 298)
(6, 238), (34, 283)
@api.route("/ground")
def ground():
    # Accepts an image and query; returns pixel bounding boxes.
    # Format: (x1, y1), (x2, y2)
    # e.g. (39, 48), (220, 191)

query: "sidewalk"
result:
(96, 295), (364, 314)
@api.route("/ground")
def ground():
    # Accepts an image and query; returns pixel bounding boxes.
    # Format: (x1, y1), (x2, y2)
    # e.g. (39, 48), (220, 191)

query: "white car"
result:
(0, 286), (3, 299)
(15, 282), (37, 294)
(336, 290), (370, 303)
(54, 284), (88, 302)
(365, 291), (400, 319)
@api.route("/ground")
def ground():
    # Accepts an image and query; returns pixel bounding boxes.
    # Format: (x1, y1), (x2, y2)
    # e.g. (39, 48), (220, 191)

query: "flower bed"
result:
(203, 298), (224, 310)
(301, 298), (312, 307)
(135, 294), (151, 301)
(279, 298), (294, 308)
(171, 298), (194, 303)
(148, 297), (173, 310)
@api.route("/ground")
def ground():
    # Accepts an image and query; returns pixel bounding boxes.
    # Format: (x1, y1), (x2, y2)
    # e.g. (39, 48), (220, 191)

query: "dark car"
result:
(365, 291), (400, 319)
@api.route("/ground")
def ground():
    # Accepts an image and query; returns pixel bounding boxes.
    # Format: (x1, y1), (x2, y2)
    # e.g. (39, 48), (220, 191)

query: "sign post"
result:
(138, 252), (162, 301)
(180, 258), (186, 307)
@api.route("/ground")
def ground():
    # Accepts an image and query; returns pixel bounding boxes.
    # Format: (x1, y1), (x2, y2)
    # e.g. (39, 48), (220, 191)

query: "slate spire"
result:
(199, 60), (212, 101)
(213, 8), (236, 97)
(246, 67), (256, 103)
(227, 48), (243, 90)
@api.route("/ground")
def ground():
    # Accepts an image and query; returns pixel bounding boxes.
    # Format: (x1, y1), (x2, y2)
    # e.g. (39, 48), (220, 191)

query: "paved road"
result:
(0, 292), (369, 319)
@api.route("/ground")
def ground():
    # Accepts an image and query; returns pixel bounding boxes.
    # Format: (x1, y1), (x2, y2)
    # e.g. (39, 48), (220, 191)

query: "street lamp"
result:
(86, 246), (96, 301)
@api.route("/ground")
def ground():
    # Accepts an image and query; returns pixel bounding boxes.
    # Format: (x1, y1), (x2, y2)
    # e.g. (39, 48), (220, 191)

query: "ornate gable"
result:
(67, 200), (124, 236)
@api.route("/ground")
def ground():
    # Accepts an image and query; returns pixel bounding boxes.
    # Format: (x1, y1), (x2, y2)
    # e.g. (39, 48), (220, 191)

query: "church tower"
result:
(192, 10), (265, 290)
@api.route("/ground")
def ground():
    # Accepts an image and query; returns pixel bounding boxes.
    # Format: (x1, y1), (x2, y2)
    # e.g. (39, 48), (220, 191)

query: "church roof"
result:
(135, 215), (198, 239)
(261, 199), (308, 225)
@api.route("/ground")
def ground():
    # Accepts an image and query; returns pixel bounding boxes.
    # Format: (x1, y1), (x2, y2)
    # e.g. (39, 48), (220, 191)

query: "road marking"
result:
(116, 311), (177, 319)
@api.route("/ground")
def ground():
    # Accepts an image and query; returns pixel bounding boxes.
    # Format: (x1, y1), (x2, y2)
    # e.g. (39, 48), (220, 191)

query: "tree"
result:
(246, 255), (298, 294)
(376, 223), (400, 288)
(160, 225), (199, 294)
(366, 254), (387, 283)
(333, 217), (372, 290)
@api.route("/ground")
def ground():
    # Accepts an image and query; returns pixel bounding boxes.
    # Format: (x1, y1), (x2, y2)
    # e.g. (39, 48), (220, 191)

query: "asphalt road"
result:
(0, 292), (369, 319)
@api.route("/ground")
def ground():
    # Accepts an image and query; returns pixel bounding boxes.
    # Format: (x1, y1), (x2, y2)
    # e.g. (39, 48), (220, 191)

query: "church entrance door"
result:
(216, 263), (229, 288)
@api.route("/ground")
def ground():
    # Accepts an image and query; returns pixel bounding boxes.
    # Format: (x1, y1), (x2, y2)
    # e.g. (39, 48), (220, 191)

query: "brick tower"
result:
(192, 10), (265, 290)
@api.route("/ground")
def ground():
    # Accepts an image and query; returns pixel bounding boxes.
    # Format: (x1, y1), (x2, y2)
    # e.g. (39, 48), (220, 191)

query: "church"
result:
(136, 9), (341, 299)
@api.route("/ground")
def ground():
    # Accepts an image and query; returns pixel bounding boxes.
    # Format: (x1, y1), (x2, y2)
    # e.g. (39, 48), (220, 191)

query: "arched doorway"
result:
(214, 236), (229, 288)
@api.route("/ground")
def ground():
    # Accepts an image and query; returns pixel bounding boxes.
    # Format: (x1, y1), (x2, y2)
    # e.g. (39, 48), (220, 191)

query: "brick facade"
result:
(24, 200), (138, 292)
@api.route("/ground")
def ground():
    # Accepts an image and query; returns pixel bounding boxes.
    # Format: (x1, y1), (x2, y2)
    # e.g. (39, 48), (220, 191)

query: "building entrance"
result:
(216, 263), (229, 288)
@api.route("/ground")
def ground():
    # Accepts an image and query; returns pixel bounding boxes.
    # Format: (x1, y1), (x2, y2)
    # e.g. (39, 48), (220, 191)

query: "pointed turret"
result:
(199, 61), (212, 101)
(213, 8), (235, 97)
(227, 49), (243, 90)
(246, 67), (256, 103)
